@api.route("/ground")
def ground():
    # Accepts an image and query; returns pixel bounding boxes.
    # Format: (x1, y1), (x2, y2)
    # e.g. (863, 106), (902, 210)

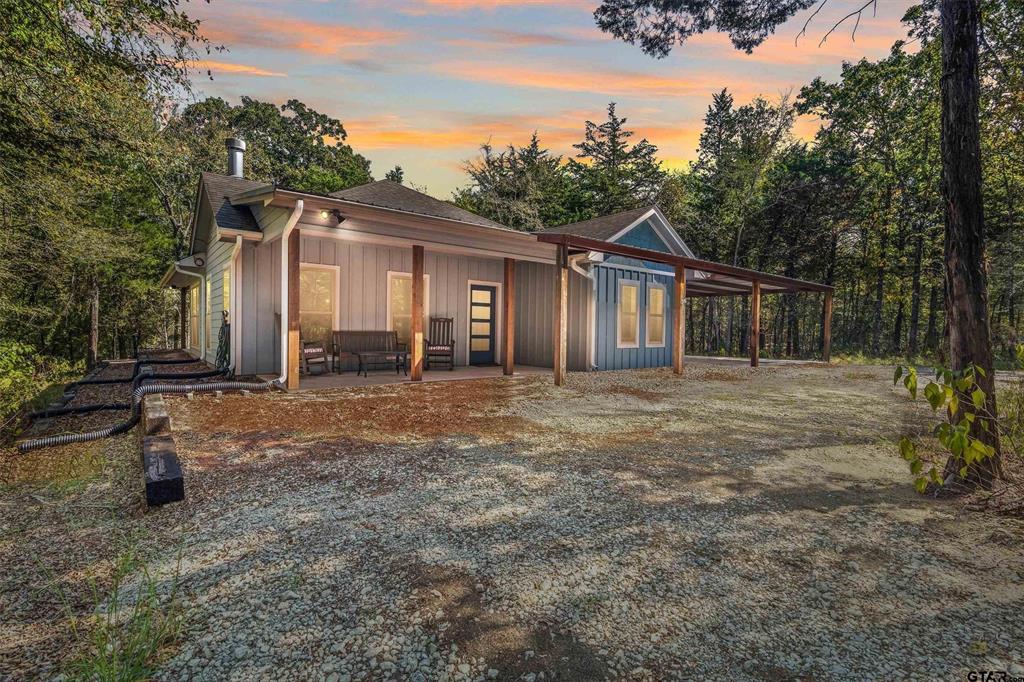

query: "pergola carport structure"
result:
(537, 233), (835, 386)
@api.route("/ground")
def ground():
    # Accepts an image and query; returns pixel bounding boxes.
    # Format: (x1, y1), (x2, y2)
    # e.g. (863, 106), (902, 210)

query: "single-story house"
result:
(163, 138), (834, 389)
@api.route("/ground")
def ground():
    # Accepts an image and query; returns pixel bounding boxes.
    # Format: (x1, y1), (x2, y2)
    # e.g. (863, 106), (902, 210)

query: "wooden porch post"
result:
(553, 243), (569, 386)
(286, 228), (301, 390)
(822, 291), (833, 363)
(749, 280), (761, 368)
(411, 244), (424, 381)
(672, 265), (686, 374)
(503, 257), (516, 376)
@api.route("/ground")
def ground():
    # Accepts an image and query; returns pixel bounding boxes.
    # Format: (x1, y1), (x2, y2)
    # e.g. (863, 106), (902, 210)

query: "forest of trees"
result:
(1, 0), (1021, 420)
(455, 3), (1023, 365)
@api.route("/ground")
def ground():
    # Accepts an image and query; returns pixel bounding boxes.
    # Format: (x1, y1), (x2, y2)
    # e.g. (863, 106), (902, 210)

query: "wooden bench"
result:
(333, 330), (408, 377)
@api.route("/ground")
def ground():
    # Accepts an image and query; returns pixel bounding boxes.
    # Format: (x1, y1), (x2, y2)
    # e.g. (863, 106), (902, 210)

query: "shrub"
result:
(0, 341), (79, 427)
(894, 344), (1023, 497)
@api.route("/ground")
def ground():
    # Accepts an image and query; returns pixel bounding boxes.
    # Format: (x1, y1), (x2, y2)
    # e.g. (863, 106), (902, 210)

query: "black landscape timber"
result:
(142, 435), (185, 506)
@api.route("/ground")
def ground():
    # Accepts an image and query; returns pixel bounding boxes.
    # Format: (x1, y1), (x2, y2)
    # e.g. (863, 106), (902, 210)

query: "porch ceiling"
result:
(536, 233), (832, 297)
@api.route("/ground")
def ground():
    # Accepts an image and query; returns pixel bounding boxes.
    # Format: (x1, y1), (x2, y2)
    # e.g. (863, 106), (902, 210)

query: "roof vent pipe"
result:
(226, 137), (246, 178)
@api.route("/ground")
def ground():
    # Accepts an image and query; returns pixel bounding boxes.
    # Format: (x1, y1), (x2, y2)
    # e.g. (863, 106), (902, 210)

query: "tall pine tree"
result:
(569, 103), (666, 216)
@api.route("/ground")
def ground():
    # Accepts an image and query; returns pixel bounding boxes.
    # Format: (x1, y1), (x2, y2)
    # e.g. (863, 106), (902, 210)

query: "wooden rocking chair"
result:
(300, 328), (332, 375)
(425, 317), (455, 371)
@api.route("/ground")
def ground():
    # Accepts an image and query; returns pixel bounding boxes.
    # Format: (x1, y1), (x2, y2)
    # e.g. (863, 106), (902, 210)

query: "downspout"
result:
(174, 265), (205, 356)
(568, 254), (598, 371)
(230, 235), (242, 372)
(276, 200), (304, 387)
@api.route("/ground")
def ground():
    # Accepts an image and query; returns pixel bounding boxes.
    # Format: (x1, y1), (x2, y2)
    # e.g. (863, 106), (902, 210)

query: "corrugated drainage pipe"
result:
(17, 376), (272, 453)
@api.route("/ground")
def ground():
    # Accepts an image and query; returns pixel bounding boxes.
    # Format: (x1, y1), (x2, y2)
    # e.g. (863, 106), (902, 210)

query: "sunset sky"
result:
(190, 0), (918, 196)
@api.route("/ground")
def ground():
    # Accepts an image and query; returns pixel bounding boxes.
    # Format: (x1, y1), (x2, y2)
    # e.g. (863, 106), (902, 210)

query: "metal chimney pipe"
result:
(226, 137), (246, 178)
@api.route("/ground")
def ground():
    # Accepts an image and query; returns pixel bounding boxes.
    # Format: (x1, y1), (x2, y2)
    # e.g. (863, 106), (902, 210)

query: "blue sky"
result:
(189, 0), (918, 196)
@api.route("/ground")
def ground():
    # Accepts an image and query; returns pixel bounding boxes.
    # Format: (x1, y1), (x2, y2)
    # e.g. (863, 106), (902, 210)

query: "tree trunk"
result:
(908, 232), (924, 355)
(87, 280), (100, 369)
(739, 296), (748, 358)
(687, 298), (695, 353)
(790, 297), (801, 357)
(939, 0), (1001, 487)
(1005, 172), (1018, 329)
(925, 284), (939, 351)
(871, 228), (886, 355)
(892, 297), (905, 355)
(727, 299), (735, 355)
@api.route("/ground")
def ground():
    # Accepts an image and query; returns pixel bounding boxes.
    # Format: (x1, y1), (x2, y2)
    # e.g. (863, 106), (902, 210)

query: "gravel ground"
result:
(3, 362), (1023, 680)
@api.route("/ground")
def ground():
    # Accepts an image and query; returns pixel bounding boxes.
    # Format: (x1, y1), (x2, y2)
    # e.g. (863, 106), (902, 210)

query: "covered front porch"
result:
(260, 194), (560, 390)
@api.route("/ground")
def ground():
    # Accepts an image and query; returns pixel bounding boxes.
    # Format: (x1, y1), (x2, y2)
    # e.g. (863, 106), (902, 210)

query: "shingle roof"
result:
(541, 206), (655, 241)
(201, 172), (267, 233)
(330, 180), (507, 230)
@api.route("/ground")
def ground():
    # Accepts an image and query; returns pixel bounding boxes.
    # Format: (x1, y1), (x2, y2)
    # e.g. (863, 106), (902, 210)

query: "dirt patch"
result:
(0, 440), (109, 486)
(170, 378), (549, 447)
(413, 565), (607, 681)
(697, 369), (748, 382)
(604, 384), (667, 401)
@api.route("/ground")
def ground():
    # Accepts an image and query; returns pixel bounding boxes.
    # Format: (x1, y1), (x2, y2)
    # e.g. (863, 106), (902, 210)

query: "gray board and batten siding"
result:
(234, 231), (591, 375)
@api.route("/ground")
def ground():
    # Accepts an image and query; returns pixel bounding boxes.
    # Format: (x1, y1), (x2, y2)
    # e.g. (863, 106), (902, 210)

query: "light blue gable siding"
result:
(593, 216), (679, 370)
(594, 265), (674, 371)
(604, 218), (675, 273)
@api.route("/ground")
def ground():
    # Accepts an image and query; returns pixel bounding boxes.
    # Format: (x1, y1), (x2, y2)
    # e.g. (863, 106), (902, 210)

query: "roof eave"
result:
(269, 187), (530, 239)
(538, 233), (832, 294)
(228, 185), (276, 206)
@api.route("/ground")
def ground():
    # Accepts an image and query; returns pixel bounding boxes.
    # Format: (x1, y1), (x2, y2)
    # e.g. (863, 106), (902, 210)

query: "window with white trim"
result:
(205, 278), (213, 350)
(646, 284), (666, 347)
(387, 271), (429, 347)
(299, 265), (338, 349)
(188, 285), (199, 350)
(222, 267), (231, 324)
(618, 281), (640, 348)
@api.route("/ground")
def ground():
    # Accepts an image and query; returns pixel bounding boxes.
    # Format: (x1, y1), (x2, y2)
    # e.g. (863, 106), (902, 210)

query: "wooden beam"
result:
(749, 280), (761, 368)
(822, 291), (833, 363)
(553, 244), (568, 386)
(673, 265), (686, 374)
(286, 228), (301, 390)
(503, 257), (516, 376)
(411, 244), (424, 381)
(537, 233), (833, 294)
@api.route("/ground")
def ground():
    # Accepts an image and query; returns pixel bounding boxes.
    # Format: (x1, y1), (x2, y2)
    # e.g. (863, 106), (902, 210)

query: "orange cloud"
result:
(443, 28), (576, 50)
(201, 15), (405, 58)
(437, 61), (772, 99)
(345, 111), (585, 150)
(344, 111), (704, 169)
(192, 60), (286, 77)
(399, 0), (589, 13)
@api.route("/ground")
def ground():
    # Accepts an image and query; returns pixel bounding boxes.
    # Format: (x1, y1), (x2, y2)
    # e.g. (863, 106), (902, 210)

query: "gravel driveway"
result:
(4, 362), (1023, 680)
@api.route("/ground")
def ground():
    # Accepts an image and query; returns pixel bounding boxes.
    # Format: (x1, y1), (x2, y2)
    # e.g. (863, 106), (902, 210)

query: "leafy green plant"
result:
(895, 344), (1023, 493)
(893, 363), (997, 493)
